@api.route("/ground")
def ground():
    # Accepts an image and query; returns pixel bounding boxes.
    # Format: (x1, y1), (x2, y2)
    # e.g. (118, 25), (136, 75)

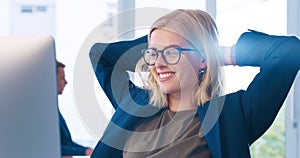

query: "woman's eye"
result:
(149, 52), (157, 57)
(145, 50), (156, 56)
(166, 50), (179, 56)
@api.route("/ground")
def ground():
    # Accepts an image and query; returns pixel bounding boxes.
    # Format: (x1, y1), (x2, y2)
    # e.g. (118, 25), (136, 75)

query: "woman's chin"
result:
(160, 87), (176, 95)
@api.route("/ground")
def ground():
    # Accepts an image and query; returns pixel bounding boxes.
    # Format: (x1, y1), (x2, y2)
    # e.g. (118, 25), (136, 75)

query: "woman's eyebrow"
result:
(168, 44), (181, 48)
(148, 44), (182, 49)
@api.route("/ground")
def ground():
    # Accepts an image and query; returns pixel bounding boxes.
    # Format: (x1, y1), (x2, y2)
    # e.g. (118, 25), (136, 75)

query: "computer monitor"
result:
(0, 35), (61, 158)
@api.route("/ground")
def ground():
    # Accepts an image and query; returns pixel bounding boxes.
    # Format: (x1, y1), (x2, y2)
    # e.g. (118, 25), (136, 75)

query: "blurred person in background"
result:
(56, 61), (93, 158)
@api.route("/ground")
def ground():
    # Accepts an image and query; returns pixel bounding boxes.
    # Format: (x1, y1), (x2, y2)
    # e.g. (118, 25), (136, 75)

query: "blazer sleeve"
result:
(89, 35), (148, 109)
(234, 30), (300, 144)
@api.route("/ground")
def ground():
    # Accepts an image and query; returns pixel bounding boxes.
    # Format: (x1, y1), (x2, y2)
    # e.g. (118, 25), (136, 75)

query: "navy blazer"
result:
(89, 30), (300, 158)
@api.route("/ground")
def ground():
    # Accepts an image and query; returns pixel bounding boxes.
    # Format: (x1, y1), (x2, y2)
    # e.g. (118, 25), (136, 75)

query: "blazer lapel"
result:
(197, 98), (223, 158)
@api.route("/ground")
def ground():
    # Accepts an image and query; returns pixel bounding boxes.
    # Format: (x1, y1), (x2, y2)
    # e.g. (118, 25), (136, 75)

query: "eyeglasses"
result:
(142, 45), (200, 66)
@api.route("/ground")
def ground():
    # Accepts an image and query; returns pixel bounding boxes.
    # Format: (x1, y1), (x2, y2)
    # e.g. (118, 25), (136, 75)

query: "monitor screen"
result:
(0, 35), (61, 158)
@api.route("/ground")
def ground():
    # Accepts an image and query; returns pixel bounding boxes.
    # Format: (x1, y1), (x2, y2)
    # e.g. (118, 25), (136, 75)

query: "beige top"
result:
(123, 109), (212, 158)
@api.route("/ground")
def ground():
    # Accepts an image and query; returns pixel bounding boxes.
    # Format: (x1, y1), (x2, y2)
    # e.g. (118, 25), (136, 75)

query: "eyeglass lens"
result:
(143, 47), (180, 65)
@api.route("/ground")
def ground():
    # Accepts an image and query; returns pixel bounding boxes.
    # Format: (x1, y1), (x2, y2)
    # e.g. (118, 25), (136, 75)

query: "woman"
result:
(90, 9), (300, 158)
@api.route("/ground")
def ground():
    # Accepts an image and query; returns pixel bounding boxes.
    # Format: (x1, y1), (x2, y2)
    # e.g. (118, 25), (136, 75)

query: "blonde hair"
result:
(136, 9), (224, 107)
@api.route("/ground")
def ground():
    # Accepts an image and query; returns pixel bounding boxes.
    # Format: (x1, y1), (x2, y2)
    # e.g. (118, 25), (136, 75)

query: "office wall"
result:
(0, 0), (10, 35)
(55, 0), (109, 146)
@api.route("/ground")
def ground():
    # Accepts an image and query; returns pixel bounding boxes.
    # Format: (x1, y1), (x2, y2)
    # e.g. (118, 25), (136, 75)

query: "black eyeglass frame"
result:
(142, 45), (201, 66)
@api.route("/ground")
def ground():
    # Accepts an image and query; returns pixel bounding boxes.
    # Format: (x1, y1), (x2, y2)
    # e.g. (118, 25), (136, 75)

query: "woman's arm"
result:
(231, 30), (300, 144)
(89, 36), (147, 109)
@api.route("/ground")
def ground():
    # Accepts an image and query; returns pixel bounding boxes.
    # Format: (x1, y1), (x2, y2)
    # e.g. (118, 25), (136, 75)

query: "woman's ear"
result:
(198, 67), (207, 83)
(198, 56), (207, 83)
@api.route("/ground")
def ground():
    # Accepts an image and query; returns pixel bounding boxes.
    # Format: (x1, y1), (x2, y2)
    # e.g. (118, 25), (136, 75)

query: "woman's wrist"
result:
(230, 45), (236, 66)
(220, 46), (236, 65)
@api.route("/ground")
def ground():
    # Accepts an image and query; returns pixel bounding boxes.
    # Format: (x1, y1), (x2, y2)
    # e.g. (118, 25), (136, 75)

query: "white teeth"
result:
(159, 73), (173, 79)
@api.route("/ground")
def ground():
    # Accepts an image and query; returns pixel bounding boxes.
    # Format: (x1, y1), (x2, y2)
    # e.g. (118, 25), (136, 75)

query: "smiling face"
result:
(149, 29), (206, 97)
(139, 9), (222, 108)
